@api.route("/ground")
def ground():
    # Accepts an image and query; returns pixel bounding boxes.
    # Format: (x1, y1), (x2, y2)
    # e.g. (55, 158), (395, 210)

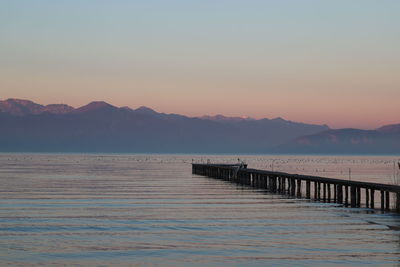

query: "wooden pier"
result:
(192, 163), (400, 212)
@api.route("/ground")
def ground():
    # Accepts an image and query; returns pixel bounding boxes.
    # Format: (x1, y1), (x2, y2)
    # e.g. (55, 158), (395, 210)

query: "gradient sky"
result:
(1, 0), (399, 129)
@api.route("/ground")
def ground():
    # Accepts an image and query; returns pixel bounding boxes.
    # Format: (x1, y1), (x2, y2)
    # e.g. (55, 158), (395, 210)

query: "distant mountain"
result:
(135, 106), (159, 116)
(276, 125), (400, 154)
(0, 98), (329, 153)
(377, 123), (400, 134)
(0, 98), (74, 115)
(43, 104), (75, 114)
(73, 101), (117, 114)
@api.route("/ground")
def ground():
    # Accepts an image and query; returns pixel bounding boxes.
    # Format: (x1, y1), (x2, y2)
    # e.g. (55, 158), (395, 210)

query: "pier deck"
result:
(192, 163), (400, 212)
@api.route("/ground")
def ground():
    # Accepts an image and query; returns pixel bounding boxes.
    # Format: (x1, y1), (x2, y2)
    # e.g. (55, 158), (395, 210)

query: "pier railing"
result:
(192, 163), (400, 212)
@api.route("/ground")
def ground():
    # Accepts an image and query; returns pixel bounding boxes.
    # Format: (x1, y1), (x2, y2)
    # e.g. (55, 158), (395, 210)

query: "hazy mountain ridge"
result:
(0, 98), (329, 153)
(277, 127), (400, 154)
(377, 124), (400, 134)
(199, 114), (254, 122)
(1, 98), (398, 154)
(0, 98), (74, 115)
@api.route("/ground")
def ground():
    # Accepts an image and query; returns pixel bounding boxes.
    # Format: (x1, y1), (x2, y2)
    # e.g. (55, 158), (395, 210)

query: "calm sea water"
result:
(1, 154), (400, 266)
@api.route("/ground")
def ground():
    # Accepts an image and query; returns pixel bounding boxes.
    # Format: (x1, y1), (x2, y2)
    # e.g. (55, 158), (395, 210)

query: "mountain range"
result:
(276, 126), (400, 154)
(0, 98), (399, 154)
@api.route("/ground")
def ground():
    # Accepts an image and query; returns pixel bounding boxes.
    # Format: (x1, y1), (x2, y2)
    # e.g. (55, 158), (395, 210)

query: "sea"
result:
(1, 153), (400, 266)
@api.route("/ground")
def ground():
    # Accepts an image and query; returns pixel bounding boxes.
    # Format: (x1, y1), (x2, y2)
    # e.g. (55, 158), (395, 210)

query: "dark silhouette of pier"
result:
(192, 163), (400, 212)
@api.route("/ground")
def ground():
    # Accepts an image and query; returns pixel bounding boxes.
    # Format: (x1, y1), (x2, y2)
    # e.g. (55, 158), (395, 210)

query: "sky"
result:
(0, 0), (399, 129)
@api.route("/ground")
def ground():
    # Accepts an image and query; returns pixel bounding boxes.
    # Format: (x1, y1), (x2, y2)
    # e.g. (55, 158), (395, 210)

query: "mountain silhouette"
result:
(0, 98), (329, 153)
(0, 98), (74, 115)
(276, 126), (400, 154)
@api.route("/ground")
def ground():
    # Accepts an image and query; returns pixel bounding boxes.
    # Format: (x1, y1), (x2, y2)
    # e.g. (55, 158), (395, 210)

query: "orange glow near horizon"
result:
(2, 87), (398, 130)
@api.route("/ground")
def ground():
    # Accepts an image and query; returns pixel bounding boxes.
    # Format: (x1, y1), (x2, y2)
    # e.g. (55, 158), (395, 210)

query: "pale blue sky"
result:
(1, 0), (399, 128)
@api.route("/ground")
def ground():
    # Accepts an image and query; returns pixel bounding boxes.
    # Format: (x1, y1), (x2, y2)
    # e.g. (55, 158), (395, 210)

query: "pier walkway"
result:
(192, 163), (400, 212)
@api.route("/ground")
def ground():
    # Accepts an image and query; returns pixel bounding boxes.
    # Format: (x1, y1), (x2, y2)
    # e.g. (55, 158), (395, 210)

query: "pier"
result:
(192, 163), (400, 212)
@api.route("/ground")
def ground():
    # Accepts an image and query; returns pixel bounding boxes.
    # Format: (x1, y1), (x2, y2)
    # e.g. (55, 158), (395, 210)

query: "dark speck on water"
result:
(0, 154), (400, 266)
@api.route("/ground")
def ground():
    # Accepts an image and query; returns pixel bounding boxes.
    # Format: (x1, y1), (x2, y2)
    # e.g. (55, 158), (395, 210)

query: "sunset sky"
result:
(1, 1), (399, 129)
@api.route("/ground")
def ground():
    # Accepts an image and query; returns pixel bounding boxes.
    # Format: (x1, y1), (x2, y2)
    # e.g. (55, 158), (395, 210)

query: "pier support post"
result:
(327, 184), (331, 203)
(333, 184), (337, 203)
(386, 191), (390, 210)
(282, 177), (285, 193)
(282, 178), (286, 193)
(381, 190), (385, 210)
(314, 181), (318, 199)
(272, 176), (277, 193)
(276, 177), (280, 192)
(337, 185), (343, 204)
(306, 181), (311, 199)
(351, 186), (356, 207)
(365, 188), (369, 208)
(396, 192), (400, 213)
(291, 178), (296, 196)
(370, 189), (375, 209)
(317, 182), (321, 200)
(297, 179), (301, 197)
(280, 177), (283, 192)
(260, 175), (265, 189)
(356, 187), (361, 207)
(268, 175), (271, 189)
